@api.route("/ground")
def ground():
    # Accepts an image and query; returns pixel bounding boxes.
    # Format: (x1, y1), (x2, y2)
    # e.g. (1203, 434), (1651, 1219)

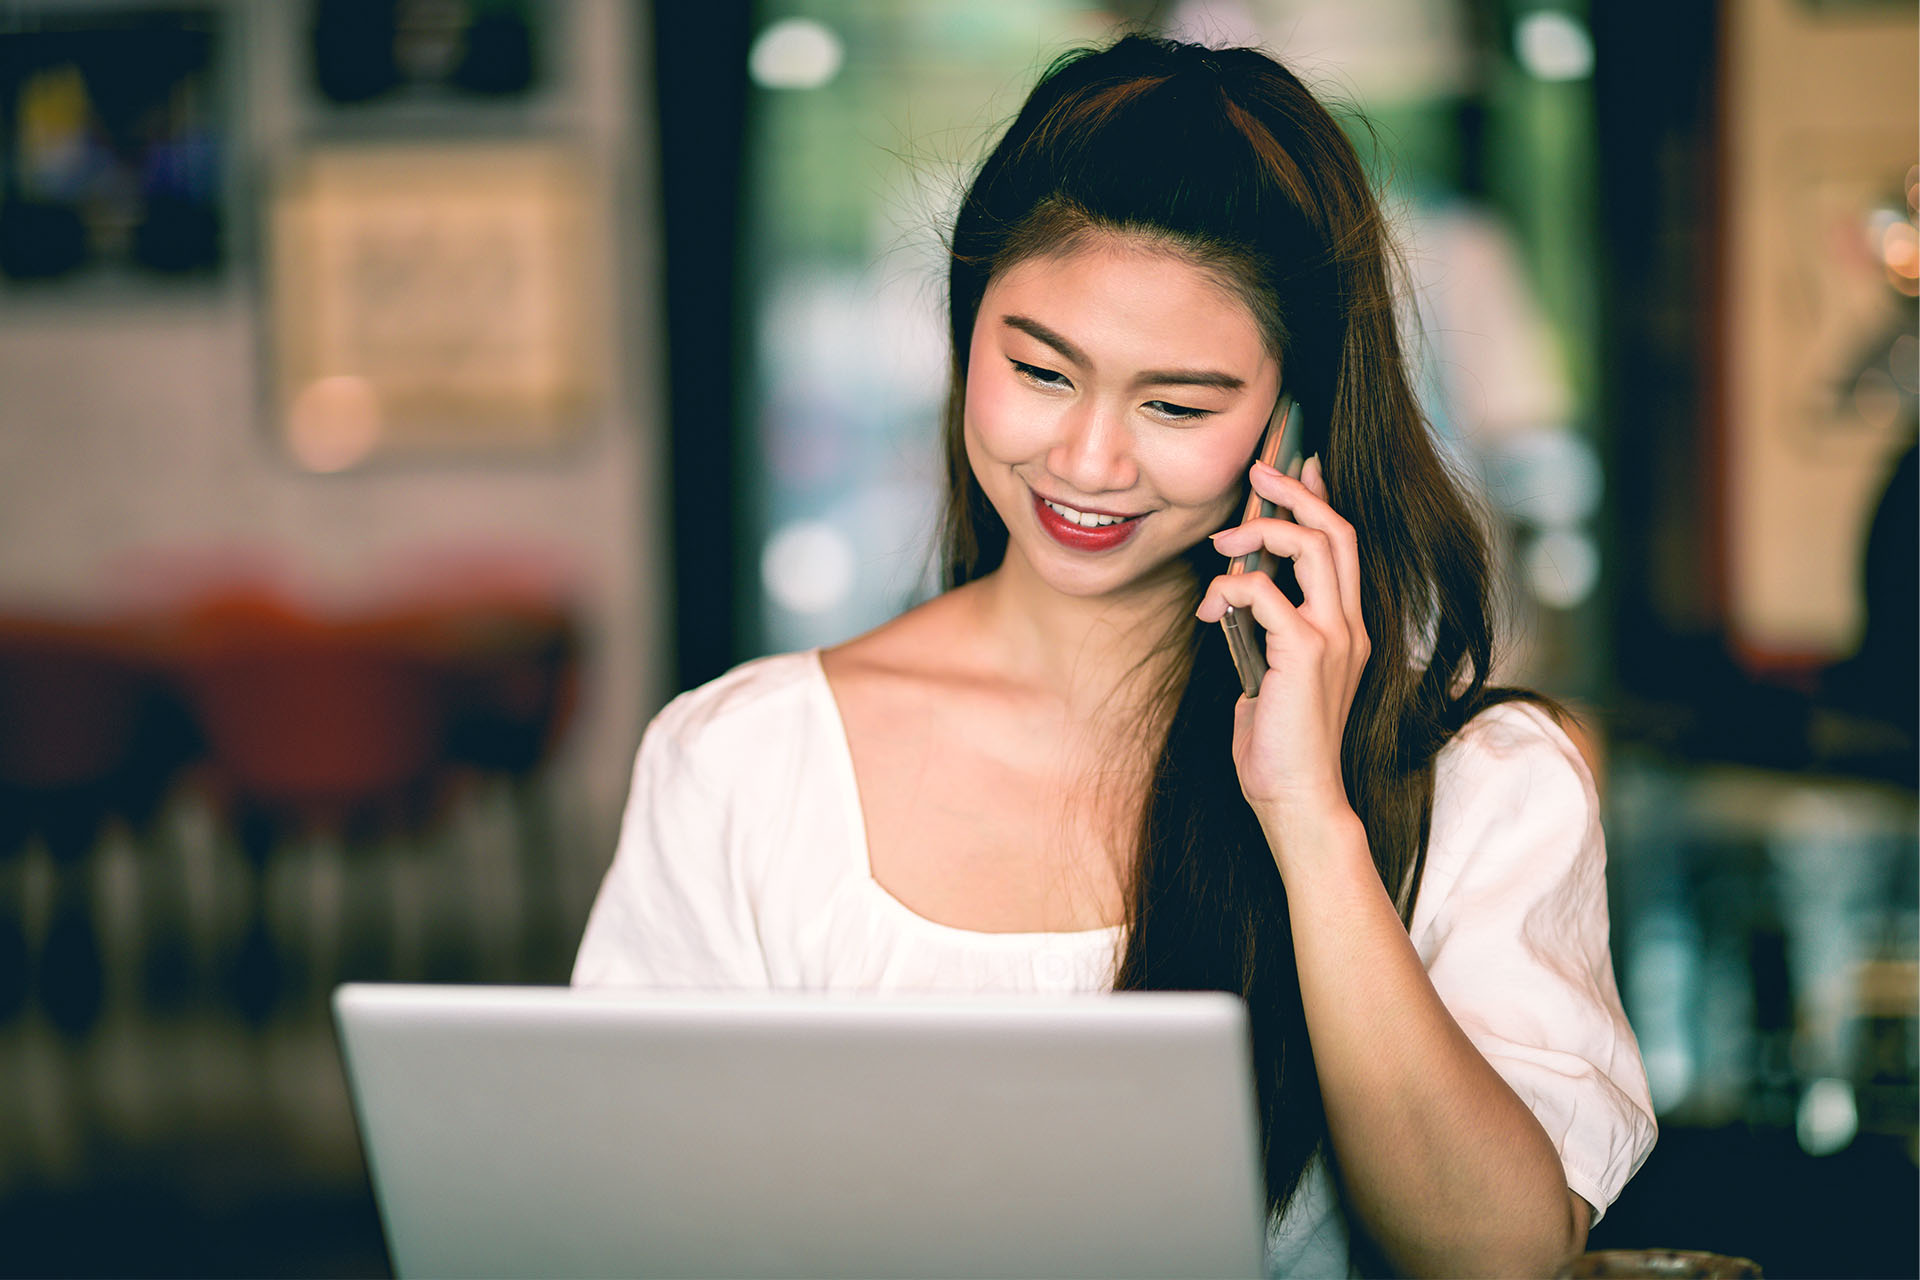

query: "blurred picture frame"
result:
(308, 0), (542, 107)
(266, 141), (604, 469)
(0, 5), (227, 284)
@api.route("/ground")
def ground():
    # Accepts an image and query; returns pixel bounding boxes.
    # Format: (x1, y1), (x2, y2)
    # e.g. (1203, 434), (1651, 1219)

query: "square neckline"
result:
(803, 647), (1127, 946)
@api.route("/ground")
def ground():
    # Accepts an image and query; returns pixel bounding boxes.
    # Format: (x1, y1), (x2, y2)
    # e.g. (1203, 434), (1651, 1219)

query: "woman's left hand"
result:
(1195, 454), (1371, 851)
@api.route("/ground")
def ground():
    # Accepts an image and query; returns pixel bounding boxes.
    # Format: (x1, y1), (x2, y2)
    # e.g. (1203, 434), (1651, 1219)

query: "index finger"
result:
(1249, 460), (1364, 639)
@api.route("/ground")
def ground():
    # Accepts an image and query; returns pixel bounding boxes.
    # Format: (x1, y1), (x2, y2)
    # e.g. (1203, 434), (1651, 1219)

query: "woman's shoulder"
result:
(1433, 697), (1592, 800)
(645, 649), (829, 771)
(817, 587), (989, 703)
(1415, 696), (1602, 925)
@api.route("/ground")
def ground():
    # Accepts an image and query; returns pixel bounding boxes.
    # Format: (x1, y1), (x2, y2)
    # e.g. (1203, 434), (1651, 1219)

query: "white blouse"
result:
(573, 650), (1657, 1277)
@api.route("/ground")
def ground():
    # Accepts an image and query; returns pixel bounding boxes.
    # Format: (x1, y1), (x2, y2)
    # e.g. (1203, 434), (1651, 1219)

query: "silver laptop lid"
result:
(334, 983), (1266, 1279)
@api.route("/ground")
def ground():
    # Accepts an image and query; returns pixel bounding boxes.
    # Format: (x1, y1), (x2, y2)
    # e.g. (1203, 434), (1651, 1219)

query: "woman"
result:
(576, 33), (1655, 1278)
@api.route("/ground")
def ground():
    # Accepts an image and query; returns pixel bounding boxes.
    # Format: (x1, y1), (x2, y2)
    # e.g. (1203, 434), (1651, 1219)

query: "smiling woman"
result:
(576, 32), (1655, 1279)
(963, 243), (1277, 585)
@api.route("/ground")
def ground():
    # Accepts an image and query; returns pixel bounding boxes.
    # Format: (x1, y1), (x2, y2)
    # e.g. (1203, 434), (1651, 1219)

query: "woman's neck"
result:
(964, 546), (1196, 723)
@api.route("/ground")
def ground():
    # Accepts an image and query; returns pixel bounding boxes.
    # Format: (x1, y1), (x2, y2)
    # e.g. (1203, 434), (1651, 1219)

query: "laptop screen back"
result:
(333, 984), (1266, 1279)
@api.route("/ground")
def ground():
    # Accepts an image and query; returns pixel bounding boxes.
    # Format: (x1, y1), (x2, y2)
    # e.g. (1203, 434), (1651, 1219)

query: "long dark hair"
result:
(938, 34), (1556, 1216)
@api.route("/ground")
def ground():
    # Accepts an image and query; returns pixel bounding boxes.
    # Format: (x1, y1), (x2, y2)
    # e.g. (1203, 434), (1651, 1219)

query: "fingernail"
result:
(1252, 459), (1278, 475)
(1304, 453), (1322, 483)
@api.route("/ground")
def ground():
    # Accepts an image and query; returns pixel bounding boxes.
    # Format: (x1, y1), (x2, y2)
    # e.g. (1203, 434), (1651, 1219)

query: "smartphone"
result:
(1219, 392), (1304, 699)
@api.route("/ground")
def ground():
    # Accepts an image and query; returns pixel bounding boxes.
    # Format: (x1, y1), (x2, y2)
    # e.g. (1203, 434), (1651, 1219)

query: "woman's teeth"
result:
(1043, 498), (1132, 528)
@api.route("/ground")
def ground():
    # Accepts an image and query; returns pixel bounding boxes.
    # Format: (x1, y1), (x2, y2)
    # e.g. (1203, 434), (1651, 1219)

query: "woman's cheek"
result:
(1135, 435), (1251, 511)
(964, 366), (1050, 462)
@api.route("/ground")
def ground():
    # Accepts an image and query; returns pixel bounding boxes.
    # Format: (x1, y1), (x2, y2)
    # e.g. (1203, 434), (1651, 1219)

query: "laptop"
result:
(332, 983), (1267, 1279)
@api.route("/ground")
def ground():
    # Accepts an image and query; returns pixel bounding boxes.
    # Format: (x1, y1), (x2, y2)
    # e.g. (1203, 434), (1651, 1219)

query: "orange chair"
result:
(0, 613), (190, 1035)
(172, 591), (445, 1023)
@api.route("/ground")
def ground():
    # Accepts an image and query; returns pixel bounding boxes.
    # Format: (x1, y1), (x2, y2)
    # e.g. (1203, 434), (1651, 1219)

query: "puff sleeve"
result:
(1409, 702), (1658, 1221)
(571, 698), (773, 989)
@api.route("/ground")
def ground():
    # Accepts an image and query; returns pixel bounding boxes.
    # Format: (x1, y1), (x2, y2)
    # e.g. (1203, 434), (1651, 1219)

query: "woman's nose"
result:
(1047, 401), (1138, 494)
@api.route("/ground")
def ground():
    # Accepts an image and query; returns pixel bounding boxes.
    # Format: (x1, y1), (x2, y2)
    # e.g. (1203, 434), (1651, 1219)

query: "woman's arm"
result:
(1199, 457), (1588, 1277)
(1262, 804), (1588, 1278)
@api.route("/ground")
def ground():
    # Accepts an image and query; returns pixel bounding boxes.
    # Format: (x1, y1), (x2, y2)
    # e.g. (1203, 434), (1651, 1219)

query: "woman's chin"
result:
(1004, 537), (1197, 604)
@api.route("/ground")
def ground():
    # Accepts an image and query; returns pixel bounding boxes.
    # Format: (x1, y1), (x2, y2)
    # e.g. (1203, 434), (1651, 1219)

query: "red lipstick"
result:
(1031, 491), (1144, 552)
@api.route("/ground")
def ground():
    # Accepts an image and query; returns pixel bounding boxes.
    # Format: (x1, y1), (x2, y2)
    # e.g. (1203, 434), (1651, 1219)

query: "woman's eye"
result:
(1146, 400), (1212, 422)
(1010, 359), (1070, 389)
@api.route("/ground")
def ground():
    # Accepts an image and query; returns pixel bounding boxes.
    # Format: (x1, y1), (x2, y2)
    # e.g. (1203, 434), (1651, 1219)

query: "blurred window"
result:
(740, 1), (1122, 654)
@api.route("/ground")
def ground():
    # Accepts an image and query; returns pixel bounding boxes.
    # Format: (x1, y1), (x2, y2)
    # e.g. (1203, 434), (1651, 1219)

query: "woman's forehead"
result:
(980, 238), (1273, 376)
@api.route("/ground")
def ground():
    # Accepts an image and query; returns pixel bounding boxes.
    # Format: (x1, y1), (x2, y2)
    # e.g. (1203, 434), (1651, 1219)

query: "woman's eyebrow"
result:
(1001, 314), (1092, 367)
(999, 313), (1246, 391)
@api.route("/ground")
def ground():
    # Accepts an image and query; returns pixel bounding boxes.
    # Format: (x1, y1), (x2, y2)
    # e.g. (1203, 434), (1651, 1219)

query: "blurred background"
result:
(0, 0), (1911, 1275)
